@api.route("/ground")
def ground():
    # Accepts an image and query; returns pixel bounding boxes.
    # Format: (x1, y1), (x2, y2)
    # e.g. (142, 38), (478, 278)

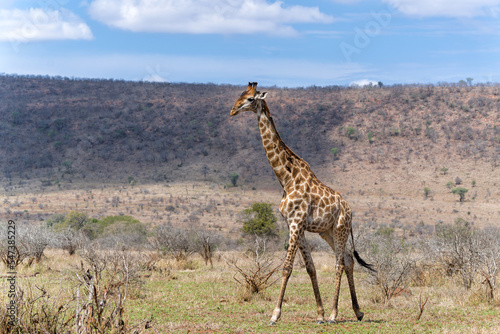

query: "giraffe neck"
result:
(256, 100), (296, 188)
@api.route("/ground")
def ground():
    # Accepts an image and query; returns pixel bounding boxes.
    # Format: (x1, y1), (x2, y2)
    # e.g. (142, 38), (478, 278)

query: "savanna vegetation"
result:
(1, 211), (499, 333)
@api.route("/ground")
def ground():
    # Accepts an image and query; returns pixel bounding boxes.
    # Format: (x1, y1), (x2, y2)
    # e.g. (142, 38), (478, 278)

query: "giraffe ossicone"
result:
(230, 82), (375, 325)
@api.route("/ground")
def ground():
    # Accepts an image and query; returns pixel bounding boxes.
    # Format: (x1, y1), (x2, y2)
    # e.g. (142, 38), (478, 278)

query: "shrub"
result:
(365, 231), (418, 302)
(240, 202), (278, 238)
(346, 126), (359, 140)
(330, 147), (339, 158)
(432, 219), (480, 289)
(49, 212), (146, 245)
(452, 187), (468, 202)
(150, 224), (194, 261)
(230, 173), (239, 187)
(423, 187), (431, 199)
(225, 237), (282, 295)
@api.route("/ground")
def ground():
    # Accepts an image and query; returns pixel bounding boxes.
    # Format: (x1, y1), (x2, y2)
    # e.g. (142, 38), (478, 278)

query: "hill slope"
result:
(1, 75), (498, 183)
(0, 75), (499, 230)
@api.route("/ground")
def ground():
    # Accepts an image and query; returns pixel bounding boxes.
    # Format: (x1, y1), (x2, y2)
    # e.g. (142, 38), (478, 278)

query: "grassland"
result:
(2, 249), (499, 333)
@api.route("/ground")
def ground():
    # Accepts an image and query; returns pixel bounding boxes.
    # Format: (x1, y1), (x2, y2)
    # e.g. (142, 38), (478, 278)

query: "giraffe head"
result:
(230, 82), (268, 116)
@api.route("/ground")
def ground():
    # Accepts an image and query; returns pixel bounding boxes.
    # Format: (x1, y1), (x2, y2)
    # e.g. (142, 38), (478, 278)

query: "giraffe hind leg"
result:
(344, 251), (364, 321)
(319, 229), (346, 323)
(298, 237), (325, 324)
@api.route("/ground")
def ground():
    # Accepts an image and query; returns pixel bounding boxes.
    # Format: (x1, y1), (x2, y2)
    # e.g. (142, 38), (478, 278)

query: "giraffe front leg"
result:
(269, 222), (302, 325)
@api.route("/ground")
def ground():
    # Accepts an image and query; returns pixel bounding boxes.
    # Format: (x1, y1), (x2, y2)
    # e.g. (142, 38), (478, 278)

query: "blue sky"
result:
(1, 0), (499, 87)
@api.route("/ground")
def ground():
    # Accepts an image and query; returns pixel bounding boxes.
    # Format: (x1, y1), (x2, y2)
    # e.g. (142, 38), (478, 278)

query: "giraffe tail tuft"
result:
(353, 250), (376, 272)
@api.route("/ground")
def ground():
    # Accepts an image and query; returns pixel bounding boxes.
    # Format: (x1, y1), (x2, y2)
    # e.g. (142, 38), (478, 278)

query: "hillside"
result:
(0, 75), (499, 231)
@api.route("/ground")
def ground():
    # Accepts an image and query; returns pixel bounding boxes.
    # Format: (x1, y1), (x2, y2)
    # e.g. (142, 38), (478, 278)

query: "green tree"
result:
(452, 187), (468, 202)
(423, 187), (431, 199)
(346, 126), (357, 140)
(330, 147), (339, 159)
(367, 131), (374, 144)
(241, 202), (278, 237)
(230, 173), (239, 187)
(60, 211), (89, 230)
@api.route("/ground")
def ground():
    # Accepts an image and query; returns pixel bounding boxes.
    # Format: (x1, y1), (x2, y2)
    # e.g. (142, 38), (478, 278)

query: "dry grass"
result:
(1, 249), (499, 333)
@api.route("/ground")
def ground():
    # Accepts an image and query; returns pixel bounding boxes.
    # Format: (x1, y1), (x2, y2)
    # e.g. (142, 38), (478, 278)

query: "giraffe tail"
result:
(350, 226), (376, 272)
(353, 250), (376, 272)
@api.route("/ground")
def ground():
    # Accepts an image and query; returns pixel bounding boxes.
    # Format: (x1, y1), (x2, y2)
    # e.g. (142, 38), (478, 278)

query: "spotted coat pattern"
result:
(230, 82), (366, 325)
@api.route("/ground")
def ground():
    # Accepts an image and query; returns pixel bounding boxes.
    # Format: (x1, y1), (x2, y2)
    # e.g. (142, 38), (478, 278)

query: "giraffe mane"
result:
(260, 99), (304, 166)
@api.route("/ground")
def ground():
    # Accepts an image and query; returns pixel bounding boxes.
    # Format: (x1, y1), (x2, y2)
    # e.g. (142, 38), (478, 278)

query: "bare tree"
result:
(364, 229), (418, 302)
(191, 229), (222, 267)
(22, 224), (53, 264)
(74, 246), (144, 333)
(0, 223), (52, 266)
(54, 228), (88, 255)
(477, 227), (500, 300)
(431, 219), (482, 289)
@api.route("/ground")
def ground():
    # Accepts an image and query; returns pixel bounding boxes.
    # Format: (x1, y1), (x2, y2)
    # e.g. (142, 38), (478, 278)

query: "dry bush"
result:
(225, 237), (282, 297)
(149, 224), (194, 261)
(74, 246), (146, 333)
(364, 229), (419, 303)
(430, 220), (499, 294)
(0, 223), (52, 267)
(190, 229), (223, 268)
(0, 246), (150, 334)
(53, 228), (89, 255)
(0, 282), (74, 334)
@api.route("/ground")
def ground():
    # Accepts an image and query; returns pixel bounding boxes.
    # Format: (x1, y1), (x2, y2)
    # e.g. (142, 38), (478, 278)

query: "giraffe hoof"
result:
(269, 321), (277, 326)
(357, 312), (364, 321)
(316, 320), (325, 325)
(327, 320), (337, 324)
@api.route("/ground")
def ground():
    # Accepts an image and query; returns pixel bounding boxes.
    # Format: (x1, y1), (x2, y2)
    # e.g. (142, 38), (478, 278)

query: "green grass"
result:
(123, 261), (499, 333)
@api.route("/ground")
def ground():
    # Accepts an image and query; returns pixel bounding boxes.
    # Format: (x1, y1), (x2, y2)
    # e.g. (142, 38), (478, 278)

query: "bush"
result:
(48, 212), (146, 246)
(452, 187), (468, 202)
(230, 173), (239, 187)
(365, 229), (418, 302)
(149, 224), (194, 261)
(432, 219), (480, 289)
(191, 229), (223, 267)
(240, 202), (278, 238)
(50, 211), (89, 231)
(225, 237), (282, 296)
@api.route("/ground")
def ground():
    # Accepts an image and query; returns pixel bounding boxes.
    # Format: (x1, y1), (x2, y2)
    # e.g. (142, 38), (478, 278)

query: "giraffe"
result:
(230, 82), (374, 325)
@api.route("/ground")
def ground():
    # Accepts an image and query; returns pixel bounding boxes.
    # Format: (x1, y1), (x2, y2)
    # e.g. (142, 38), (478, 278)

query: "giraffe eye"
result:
(247, 97), (255, 102)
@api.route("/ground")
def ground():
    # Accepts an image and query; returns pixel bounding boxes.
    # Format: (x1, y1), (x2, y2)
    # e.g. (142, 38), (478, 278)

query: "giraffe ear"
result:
(257, 91), (268, 100)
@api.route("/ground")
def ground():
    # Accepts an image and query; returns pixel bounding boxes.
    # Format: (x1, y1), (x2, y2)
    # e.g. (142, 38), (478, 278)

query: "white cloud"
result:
(383, 0), (500, 17)
(0, 8), (93, 42)
(88, 0), (334, 36)
(350, 79), (378, 87)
